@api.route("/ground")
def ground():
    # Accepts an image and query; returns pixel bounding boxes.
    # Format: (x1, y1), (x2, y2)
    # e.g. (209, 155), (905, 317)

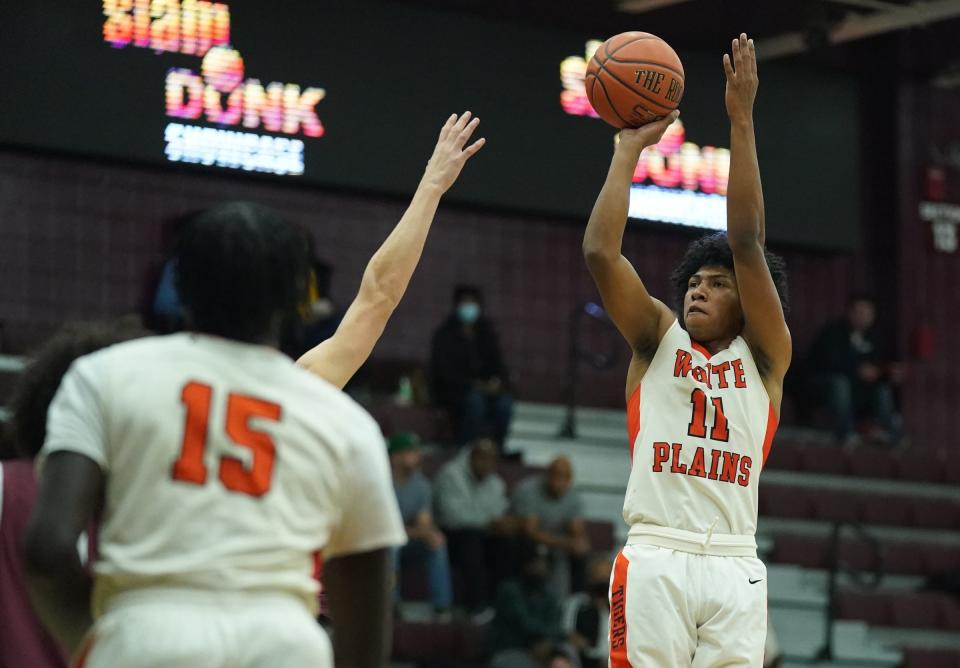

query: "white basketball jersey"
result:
(623, 320), (777, 556)
(40, 333), (406, 617)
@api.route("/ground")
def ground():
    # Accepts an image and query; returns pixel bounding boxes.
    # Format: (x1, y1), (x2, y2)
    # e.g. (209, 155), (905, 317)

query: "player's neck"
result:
(694, 335), (737, 356)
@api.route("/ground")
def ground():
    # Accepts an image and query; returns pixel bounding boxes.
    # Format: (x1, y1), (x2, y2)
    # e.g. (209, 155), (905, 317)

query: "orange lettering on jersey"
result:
(674, 349), (693, 377)
(711, 361), (731, 388)
(737, 456), (752, 487)
(219, 393), (282, 497)
(720, 451), (741, 482)
(688, 446), (707, 478)
(172, 381), (214, 485)
(707, 448), (722, 480)
(732, 359), (747, 388)
(710, 396), (730, 441)
(610, 552), (628, 657)
(669, 442), (687, 474)
(651, 442), (670, 472)
(675, 349), (747, 389)
(646, 441), (753, 486)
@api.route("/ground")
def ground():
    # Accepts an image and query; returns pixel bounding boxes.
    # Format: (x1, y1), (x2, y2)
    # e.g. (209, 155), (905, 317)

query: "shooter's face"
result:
(683, 265), (744, 343)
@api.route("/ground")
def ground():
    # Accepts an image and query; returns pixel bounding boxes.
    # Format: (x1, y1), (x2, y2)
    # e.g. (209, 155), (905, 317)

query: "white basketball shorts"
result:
(74, 588), (332, 668)
(609, 543), (767, 667)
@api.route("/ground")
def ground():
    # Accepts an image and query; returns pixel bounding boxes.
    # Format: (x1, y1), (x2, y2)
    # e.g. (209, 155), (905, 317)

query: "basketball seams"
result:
(590, 74), (632, 128)
(605, 34), (661, 60)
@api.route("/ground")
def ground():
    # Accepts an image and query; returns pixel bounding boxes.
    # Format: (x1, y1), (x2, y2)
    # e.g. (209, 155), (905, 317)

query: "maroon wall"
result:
(0, 149), (868, 413)
(897, 85), (960, 446)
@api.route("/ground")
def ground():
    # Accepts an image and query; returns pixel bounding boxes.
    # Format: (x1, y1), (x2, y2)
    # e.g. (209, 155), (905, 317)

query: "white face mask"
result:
(457, 302), (481, 324)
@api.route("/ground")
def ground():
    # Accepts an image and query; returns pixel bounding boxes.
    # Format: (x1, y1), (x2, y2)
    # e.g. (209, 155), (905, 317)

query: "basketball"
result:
(585, 32), (685, 129)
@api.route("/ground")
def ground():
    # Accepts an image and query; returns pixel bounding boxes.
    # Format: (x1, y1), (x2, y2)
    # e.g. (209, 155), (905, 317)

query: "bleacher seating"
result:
(902, 647), (960, 668)
(760, 484), (960, 530)
(837, 591), (960, 631)
(392, 621), (489, 667)
(771, 532), (960, 577)
(765, 440), (960, 486)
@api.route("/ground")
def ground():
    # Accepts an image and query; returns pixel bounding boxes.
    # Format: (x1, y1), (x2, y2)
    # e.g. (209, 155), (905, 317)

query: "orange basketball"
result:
(585, 32), (685, 129)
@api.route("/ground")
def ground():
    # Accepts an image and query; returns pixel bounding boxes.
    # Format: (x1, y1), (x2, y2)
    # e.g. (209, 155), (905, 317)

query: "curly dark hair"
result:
(175, 202), (309, 343)
(2, 318), (148, 460)
(669, 232), (789, 320)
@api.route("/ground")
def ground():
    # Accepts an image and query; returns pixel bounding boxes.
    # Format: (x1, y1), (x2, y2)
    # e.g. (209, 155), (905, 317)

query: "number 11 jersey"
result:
(623, 319), (778, 556)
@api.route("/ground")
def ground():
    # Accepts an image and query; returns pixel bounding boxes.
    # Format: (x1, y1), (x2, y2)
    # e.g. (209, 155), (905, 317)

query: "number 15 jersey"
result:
(623, 320), (778, 556)
(39, 333), (406, 618)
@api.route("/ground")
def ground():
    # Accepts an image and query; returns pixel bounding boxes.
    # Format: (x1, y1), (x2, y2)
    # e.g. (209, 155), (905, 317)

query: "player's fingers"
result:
(748, 38), (758, 76)
(652, 110), (679, 136)
(438, 113), (458, 141)
(456, 117), (480, 148)
(453, 111), (472, 133)
(731, 37), (742, 71)
(740, 34), (751, 69)
(722, 53), (734, 78)
(661, 109), (680, 127)
(462, 137), (486, 158)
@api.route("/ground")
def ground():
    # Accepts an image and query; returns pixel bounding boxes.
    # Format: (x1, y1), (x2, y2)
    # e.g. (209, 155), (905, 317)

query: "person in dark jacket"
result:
(491, 545), (566, 661)
(430, 285), (513, 447)
(807, 295), (903, 445)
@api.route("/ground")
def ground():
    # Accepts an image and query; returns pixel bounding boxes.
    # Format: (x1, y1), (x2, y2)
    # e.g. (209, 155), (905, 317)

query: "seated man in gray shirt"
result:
(389, 433), (453, 619)
(433, 437), (517, 617)
(512, 456), (590, 598)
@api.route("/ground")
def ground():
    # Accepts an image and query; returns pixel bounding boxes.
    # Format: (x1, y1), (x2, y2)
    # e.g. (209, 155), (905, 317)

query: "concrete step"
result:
(508, 417), (626, 448)
(771, 609), (901, 665)
(513, 401), (626, 428)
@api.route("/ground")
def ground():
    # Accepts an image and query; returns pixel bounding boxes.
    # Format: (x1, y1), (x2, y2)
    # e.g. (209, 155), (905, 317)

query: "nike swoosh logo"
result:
(749, 578), (763, 584)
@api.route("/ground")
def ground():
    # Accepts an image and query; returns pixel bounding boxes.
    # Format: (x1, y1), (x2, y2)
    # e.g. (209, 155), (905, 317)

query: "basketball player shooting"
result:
(23, 112), (484, 668)
(583, 34), (790, 666)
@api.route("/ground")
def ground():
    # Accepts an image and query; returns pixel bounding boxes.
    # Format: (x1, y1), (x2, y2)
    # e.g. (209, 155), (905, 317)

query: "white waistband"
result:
(105, 586), (308, 612)
(627, 523), (757, 557)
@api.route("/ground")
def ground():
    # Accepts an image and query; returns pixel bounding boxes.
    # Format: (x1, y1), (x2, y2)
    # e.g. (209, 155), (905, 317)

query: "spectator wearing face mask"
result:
(430, 285), (513, 447)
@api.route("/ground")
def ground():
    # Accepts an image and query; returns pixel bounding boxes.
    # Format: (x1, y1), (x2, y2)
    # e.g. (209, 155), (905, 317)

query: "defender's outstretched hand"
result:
(723, 33), (758, 124)
(423, 112), (486, 193)
(296, 111), (486, 390)
(617, 110), (680, 156)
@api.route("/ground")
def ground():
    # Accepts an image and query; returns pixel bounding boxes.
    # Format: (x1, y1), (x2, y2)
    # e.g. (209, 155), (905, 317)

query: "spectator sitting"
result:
(430, 285), (513, 448)
(433, 437), (517, 619)
(563, 557), (612, 668)
(807, 294), (904, 446)
(513, 457), (590, 598)
(388, 432), (453, 620)
(489, 545), (569, 668)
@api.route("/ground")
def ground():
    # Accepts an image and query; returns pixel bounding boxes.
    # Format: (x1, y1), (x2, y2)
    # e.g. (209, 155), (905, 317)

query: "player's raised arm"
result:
(723, 34), (791, 390)
(298, 112), (486, 389)
(582, 112), (678, 354)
